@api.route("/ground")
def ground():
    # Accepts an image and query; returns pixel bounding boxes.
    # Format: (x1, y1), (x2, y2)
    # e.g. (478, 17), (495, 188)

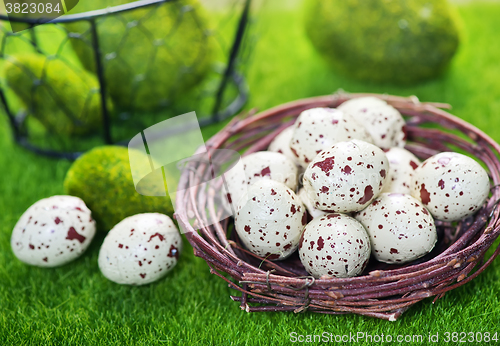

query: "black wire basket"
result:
(0, 0), (252, 159)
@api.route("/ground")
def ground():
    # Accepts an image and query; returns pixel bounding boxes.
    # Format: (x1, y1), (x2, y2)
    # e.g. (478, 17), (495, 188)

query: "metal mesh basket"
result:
(175, 92), (500, 321)
(0, 0), (252, 159)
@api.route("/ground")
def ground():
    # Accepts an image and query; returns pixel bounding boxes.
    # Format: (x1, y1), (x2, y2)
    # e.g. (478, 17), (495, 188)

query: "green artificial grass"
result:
(1, 1), (500, 345)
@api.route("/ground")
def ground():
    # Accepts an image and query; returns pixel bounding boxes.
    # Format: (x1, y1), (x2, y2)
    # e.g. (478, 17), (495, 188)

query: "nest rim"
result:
(175, 91), (500, 321)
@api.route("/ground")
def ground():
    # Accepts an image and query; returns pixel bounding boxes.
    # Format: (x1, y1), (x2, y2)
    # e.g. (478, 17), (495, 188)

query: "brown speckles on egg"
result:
(419, 184), (431, 205)
(410, 152), (490, 221)
(290, 107), (373, 168)
(355, 193), (437, 264)
(11, 196), (96, 268)
(438, 179), (445, 190)
(98, 213), (182, 285)
(222, 151), (298, 211)
(235, 180), (306, 261)
(339, 98), (406, 150)
(357, 185), (374, 205)
(312, 158), (335, 175)
(299, 213), (370, 278)
(303, 140), (388, 213)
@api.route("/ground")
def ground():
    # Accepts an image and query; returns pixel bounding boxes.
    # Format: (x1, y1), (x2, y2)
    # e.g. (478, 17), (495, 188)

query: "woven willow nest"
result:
(175, 92), (500, 321)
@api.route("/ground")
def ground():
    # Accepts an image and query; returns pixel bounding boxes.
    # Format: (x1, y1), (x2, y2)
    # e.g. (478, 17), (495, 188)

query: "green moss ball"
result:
(305, 0), (461, 84)
(64, 146), (174, 231)
(4, 53), (110, 135)
(65, 0), (216, 111)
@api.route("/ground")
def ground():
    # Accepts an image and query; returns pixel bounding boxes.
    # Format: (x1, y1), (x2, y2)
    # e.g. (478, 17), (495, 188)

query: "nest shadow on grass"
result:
(175, 91), (500, 321)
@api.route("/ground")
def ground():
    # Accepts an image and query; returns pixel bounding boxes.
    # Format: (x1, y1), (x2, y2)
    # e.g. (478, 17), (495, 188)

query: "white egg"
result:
(410, 152), (490, 221)
(235, 180), (307, 261)
(222, 151), (299, 211)
(98, 213), (182, 285)
(338, 96), (406, 150)
(268, 126), (299, 165)
(382, 147), (421, 194)
(11, 195), (96, 267)
(299, 213), (371, 278)
(297, 188), (328, 219)
(356, 193), (437, 264)
(302, 140), (389, 213)
(290, 107), (373, 168)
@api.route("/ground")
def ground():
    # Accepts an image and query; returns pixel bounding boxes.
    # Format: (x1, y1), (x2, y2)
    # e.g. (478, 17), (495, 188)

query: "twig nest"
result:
(299, 213), (371, 278)
(268, 126), (299, 165)
(290, 107), (373, 168)
(382, 147), (421, 194)
(302, 140), (389, 213)
(297, 188), (327, 219)
(410, 152), (490, 221)
(235, 180), (307, 261)
(223, 151), (298, 210)
(98, 213), (182, 285)
(355, 193), (437, 264)
(11, 195), (96, 267)
(338, 97), (406, 150)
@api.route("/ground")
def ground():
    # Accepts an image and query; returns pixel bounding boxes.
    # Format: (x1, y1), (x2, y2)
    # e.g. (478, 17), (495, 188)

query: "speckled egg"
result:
(410, 152), (490, 221)
(290, 107), (373, 168)
(298, 188), (327, 219)
(356, 193), (437, 264)
(223, 151), (299, 211)
(382, 147), (421, 194)
(268, 125), (299, 165)
(11, 195), (96, 267)
(98, 213), (182, 285)
(299, 213), (371, 278)
(235, 179), (307, 261)
(338, 96), (406, 150)
(302, 139), (389, 212)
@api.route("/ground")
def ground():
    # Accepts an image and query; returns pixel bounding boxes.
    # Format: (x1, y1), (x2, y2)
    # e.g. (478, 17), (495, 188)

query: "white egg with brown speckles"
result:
(356, 193), (437, 264)
(382, 147), (421, 194)
(235, 180), (307, 261)
(222, 151), (299, 211)
(268, 126), (299, 165)
(338, 96), (406, 150)
(290, 107), (373, 168)
(299, 213), (371, 278)
(98, 213), (182, 285)
(410, 152), (490, 221)
(302, 139), (389, 213)
(11, 195), (96, 267)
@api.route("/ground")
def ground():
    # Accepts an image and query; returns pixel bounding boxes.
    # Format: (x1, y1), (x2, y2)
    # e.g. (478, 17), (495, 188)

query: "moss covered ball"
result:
(64, 146), (174, 231)
(65, 0), (216, 111)
(305, 0), (461, 84)
(4, 53), (109, 135)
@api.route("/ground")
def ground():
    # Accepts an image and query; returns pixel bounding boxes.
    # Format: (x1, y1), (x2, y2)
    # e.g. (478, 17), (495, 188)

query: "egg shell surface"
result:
(11, 195), (96, 267)
(302, 139), (389, 212)
(268, 126), (299, 165)
(222, 151), (299, 211)
(290, 107), (373, 168)
(338, 96), (406, 150)
(235, 180), (307, 261)
(298, 188), (328, 219)
(98, 213), (182, 285)
(356, 193), (437, 264)
(299, 213), (371, 278)
(382, 147), (421, 194)
(410, 152), (490, 221)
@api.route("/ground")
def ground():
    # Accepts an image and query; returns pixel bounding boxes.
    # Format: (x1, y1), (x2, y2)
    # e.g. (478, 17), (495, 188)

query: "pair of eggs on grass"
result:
(10, 196), (182, 285)
(230, 99), (490, 279)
